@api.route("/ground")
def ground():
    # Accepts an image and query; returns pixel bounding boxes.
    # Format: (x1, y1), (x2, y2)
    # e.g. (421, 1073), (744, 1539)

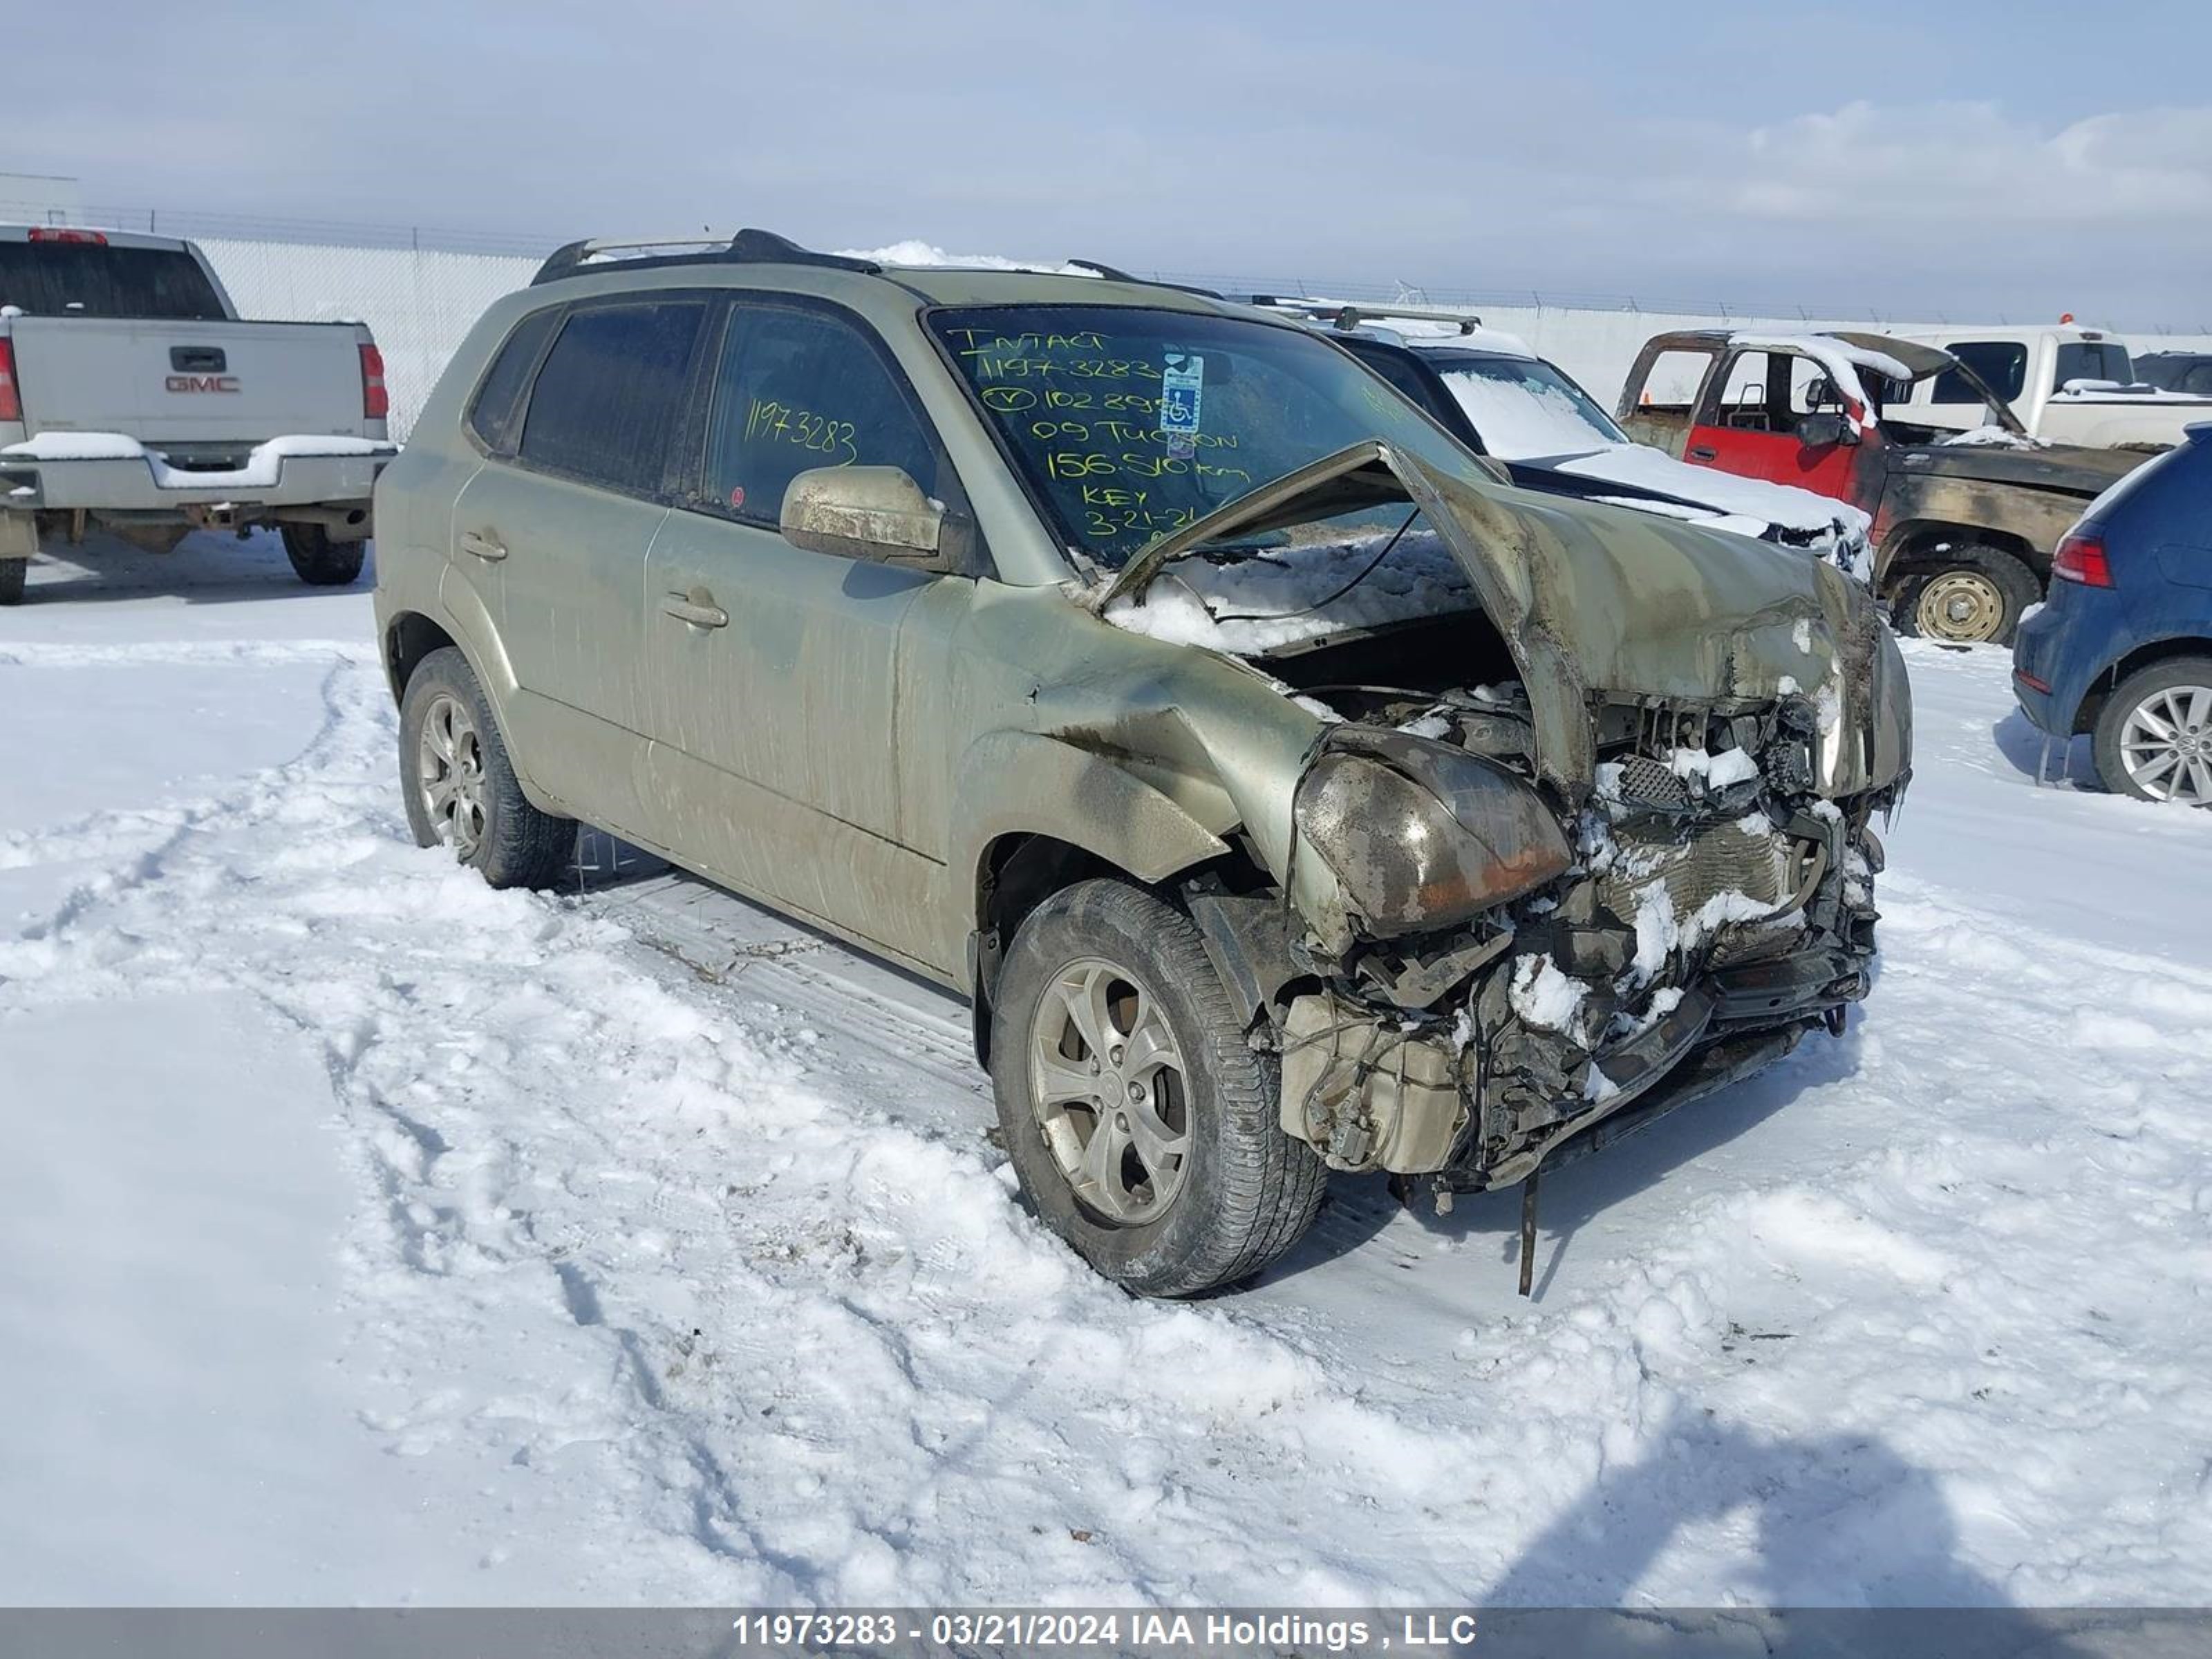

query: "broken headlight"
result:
(1295, 731), (1572, 940)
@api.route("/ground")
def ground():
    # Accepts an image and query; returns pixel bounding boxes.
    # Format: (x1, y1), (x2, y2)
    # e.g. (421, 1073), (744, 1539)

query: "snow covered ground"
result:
(3, 531), (2211, 1609)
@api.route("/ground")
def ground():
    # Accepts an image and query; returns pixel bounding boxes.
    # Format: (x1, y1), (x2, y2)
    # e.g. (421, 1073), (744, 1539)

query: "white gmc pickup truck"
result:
(0, 225), (397, 604)
(1884, 324), (2212, 451)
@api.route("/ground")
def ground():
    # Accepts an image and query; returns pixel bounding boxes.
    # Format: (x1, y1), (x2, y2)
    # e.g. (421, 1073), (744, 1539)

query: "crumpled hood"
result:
(1100, 440), (1911, 804)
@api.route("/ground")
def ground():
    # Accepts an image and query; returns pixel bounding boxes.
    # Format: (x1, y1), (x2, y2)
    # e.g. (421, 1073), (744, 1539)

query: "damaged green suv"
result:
(373, 232), (1912, 1297)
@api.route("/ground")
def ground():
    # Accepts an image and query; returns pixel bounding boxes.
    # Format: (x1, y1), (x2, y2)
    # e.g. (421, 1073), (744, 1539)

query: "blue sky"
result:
(11, 0), (2211, 325)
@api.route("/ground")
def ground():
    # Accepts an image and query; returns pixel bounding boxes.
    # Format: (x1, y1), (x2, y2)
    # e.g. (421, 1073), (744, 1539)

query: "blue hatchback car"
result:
(2014, 424), (2212, 804)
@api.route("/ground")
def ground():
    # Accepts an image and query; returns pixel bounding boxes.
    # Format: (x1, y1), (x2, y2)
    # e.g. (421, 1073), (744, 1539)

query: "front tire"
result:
(397, 647), (575, 887)
(2093, 657), (2212, 807)
(991, 878), (1325, 1297)
(281, 523), (366, 587)
(1896, 544), (2039, 646)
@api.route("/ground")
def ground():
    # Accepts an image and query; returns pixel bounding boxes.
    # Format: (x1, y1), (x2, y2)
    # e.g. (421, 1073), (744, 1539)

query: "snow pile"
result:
(1938, 424), (2040, 449)
(836, 241), (1096, 276)
(1509, 953), (1591, 1035)
(1101, 527), (1474, 655)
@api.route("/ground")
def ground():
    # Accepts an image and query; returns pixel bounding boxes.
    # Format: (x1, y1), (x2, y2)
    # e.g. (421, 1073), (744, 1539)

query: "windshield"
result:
(932, 305), (1473, 565)
(1422, 350), (1627, 458)
(0, 241), (227, 320)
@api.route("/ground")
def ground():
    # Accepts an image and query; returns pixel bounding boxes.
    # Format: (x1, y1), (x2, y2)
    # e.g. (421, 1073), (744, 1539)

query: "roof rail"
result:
(1247, 297), (1485, 335)
(1067, 259), (1224, 299)
(531, 228), (882, 287)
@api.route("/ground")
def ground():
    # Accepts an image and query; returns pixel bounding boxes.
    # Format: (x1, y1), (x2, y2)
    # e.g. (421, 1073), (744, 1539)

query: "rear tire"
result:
(2092, 657), (2212, 807)
(991, 878), (1326, 1297)
(0, 559), (24, 607)
(1895, 543), (2038, 646)
(281, 523), (366, 587)
(397, 646), (575, 888)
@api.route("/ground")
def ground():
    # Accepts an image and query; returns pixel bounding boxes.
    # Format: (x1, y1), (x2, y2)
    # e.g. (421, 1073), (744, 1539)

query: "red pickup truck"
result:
(1615, 328), (2141, 644)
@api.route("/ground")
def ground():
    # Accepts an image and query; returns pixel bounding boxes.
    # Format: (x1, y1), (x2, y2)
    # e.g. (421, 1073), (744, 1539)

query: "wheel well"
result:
(383, 612), (457, 704)
(2072, 636), (2212, 735)
(1879, 523), (2037, 597)
(968, 832), (1272, 1067)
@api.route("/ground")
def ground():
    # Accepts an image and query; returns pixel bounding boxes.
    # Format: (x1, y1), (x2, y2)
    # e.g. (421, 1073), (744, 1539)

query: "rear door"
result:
(451, 294), (711, 832)
(638, 295), (970, 966)
(1682, 346), (1862, 504)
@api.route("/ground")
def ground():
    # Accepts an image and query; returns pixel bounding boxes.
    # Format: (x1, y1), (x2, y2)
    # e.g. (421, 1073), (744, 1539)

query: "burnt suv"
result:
(373, 232), (1912, 1296)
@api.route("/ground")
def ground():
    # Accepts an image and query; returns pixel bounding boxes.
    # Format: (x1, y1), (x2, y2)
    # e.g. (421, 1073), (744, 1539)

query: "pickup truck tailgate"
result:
(8, 317), (372, 446)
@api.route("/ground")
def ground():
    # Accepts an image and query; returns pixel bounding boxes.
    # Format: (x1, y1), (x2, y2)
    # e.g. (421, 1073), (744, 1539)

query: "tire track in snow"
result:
(6, 636), (2212, 1602)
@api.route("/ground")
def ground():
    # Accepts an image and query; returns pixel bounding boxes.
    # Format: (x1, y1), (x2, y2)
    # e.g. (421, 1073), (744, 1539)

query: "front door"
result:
(1683, 346), (1867, 505)
(638, 297), (975, 971)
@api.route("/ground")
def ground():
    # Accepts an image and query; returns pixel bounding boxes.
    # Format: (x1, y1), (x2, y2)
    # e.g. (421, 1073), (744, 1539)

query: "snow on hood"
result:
(1550, 444), (1870, 538)
(1103, 528), (1474, 657)
(1938, 423), (2043, 449)
(1544, 444), (1873, 581)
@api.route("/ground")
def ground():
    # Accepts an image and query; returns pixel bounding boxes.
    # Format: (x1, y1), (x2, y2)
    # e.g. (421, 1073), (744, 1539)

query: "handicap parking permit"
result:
(1161, 353), (1203, 458)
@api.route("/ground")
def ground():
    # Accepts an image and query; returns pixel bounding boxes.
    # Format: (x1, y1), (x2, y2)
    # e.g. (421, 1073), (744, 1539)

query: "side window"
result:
(2186, 364), (2212, 395)
(700, 304), (944, 525)
(1638, 348), (1718, 413)
(1932, 341), (2027, 405)
(518, 300), (707, 495)
(466, 308), (560, 454)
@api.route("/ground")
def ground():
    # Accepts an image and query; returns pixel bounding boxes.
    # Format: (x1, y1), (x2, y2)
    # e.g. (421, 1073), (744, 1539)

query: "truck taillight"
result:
(359, 344), (388, 420)
(26, 227), (106, 245)
(2052, 529), (2112, 588)
(0, 340), (19, 422)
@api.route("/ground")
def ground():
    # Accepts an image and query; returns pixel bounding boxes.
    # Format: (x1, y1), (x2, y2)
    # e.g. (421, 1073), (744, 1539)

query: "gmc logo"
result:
(165, 374), (241, 394)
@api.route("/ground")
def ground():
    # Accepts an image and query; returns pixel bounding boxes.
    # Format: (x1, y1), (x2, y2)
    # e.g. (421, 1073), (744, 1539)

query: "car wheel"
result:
(0, 559), (24, 607)
(397, 646), (576, 886)
(281, 523), (366, 587)
(991, 877), (1326, 1297)
(1897, 545), (2039, 646)
(2092, 657), (2212, 807)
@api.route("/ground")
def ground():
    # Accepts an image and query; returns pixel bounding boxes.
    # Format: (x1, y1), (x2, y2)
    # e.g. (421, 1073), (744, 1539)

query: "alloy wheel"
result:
(2120, 683), (2212, 805)
(1028, 956), (1192, 1225)
(417, 692), (489, 856)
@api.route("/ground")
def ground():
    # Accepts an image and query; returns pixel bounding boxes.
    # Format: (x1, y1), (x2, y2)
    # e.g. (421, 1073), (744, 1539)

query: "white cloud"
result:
(1729, 101), (2212, 224)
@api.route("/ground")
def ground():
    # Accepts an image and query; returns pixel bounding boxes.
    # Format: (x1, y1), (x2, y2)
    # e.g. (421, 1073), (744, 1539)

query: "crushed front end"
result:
(1277, 681), (1903, 1200)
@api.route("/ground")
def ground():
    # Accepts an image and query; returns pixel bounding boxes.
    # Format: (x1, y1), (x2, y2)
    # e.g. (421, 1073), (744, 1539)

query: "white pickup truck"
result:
(1883, 324), (2212, 451)
(0, 225), (397, 604)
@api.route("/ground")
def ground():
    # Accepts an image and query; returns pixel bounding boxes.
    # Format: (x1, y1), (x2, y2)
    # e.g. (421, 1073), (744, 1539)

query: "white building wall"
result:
(103, 234), (2208, 442)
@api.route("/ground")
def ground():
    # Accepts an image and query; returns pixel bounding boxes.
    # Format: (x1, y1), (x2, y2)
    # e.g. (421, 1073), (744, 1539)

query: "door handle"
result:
(662, 592), (729, 629)
(1688, 445), (1718, 462)
(459, 529), (507, 561)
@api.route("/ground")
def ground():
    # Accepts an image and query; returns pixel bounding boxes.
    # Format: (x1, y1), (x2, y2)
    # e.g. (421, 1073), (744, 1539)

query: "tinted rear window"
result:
(0, 241), (227, 319)
(2054, 341), (2135, 391)
(467, 308), (561, 453)
(518, 301), (706, 495)
(1931, 341), (2027, 404)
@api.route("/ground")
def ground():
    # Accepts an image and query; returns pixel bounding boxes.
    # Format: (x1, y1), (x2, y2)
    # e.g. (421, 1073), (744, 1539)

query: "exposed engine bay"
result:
(1277, 656), (1896, 1199)
(1093, 441), (1911, 1208)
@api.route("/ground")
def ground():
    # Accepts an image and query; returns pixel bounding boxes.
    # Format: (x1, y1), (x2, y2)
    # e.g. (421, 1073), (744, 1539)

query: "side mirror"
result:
(780, 466), (966, 571)
(1797, 412), (1858, 449)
